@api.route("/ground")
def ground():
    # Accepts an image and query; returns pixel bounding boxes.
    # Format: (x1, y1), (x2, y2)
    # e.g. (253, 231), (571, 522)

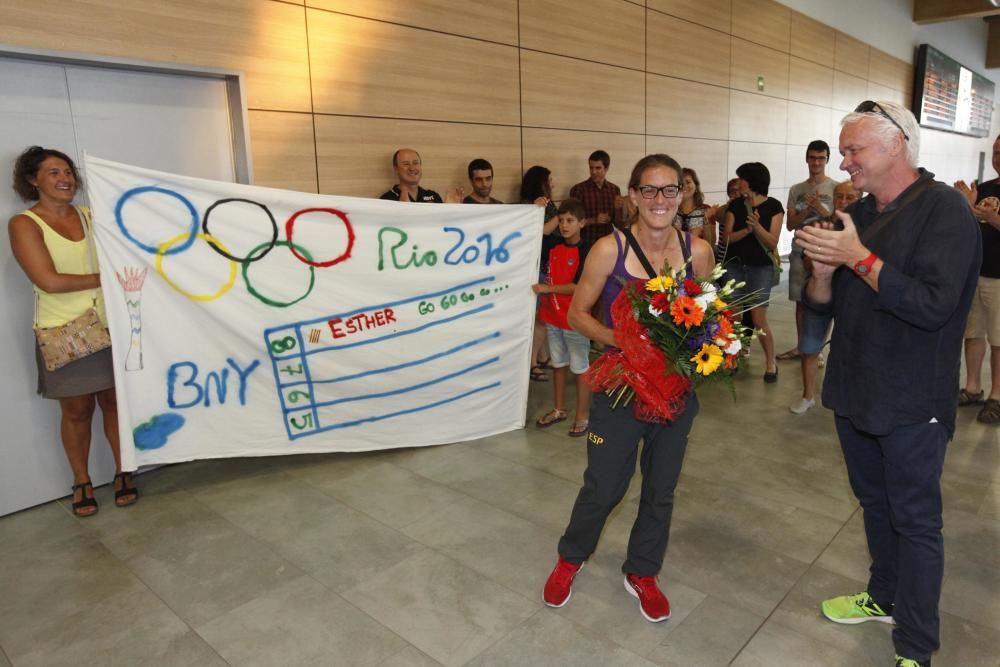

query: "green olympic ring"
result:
(241, 240), (316, 308)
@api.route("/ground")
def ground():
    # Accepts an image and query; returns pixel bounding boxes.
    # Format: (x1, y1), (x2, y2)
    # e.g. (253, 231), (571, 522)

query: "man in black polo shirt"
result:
(797, 100), (980, 667)
(379, 148), (443, 203)
(954, 136), (1000, 424)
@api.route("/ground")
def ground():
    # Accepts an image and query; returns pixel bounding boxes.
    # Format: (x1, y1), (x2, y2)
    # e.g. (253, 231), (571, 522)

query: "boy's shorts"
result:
(545, 323), (591, 375)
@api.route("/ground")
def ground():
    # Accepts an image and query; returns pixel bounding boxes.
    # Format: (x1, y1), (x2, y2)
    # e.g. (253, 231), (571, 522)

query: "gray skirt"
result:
(36, 343), (116, 399)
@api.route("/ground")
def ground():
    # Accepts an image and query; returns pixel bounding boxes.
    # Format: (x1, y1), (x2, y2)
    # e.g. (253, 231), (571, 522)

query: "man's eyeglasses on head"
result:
(855, 100), (909, 141)
(635, 184), (681, 199)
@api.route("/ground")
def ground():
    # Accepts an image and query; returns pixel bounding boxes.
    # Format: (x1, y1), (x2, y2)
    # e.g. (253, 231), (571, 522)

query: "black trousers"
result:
(836, 415), (949, 662)
(558, 391), (698, 576)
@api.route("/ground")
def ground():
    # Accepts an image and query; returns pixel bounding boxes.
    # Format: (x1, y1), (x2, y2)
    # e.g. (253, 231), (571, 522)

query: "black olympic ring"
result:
(201, 198), (278, 264)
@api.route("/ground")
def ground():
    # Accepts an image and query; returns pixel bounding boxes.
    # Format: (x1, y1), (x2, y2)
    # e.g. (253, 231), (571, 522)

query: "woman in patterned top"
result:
(674, 168), (710, 241)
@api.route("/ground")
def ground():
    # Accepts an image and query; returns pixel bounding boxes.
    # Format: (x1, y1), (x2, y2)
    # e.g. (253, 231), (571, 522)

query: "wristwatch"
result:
(853, 252), (877, 276)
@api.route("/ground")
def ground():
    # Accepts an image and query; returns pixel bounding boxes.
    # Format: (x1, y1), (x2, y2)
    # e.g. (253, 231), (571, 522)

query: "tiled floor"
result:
(1, 295), (998, 666)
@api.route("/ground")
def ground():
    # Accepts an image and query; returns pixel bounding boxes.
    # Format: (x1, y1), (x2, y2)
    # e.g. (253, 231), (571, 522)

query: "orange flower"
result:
(716, 316), (734, 338)
(670, 295), (704, 328)
(724, 354), (739, 369)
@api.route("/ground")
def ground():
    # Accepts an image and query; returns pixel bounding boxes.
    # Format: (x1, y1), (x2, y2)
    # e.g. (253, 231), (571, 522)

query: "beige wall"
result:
(0, 0), (926, 209)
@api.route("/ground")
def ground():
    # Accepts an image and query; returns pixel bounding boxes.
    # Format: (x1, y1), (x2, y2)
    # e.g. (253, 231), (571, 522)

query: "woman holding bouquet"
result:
(542, 154), (715, 623)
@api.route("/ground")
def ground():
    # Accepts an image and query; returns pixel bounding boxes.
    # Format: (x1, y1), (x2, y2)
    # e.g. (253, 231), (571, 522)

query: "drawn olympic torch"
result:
(116, 266), (148, 371)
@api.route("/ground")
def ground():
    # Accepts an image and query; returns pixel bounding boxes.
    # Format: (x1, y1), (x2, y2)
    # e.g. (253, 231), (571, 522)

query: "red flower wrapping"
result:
(586, 282), (692, 422)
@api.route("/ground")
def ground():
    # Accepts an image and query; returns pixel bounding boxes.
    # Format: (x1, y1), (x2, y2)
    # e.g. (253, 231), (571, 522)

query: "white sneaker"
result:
(789, 398), (815, 415)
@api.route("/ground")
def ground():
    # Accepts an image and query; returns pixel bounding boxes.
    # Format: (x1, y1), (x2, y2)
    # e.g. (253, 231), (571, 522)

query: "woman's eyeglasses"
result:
(854, 100), (909, 141)
(635, 184), (681, 199)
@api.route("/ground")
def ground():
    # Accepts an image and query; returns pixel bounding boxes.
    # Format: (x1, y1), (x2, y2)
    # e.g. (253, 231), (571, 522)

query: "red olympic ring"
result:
(285, 208), (355, 268)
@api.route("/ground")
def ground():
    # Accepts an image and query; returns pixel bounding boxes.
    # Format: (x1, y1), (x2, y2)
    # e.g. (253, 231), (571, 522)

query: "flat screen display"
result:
(913, 43), (994, 138)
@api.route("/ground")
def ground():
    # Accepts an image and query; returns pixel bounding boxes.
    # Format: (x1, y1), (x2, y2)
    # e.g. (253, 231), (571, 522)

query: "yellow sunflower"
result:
(645, 275), (674, 292)
(691, 343), (724, 376)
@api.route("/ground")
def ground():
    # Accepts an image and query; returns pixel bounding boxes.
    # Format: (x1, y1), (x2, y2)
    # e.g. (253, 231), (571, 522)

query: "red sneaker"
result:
(543, 558), (583, 608)
(624, 574), (671, 622)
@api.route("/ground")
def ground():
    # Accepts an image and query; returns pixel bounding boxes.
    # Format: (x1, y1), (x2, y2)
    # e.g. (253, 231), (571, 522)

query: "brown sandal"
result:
(568, 421), (589, 437)
(536, 409), (567, 428)
(959, 389), (985, 406)
(977, 399), (1000, 424)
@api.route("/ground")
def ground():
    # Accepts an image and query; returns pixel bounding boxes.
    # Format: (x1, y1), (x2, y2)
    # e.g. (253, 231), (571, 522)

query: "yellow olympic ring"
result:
(155, 232), (237, 301)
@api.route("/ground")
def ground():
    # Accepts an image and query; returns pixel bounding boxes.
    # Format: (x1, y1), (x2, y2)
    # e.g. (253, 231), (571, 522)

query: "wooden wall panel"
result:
(790, 12), (835, 67)
(307, 0), (519, 45)
(834, 31), (870, 78)
(786, 101), (833, 147)
(521, 129), (646, 201)
(646, 75), (730, 139)
(833, 71), (869, 112)
(315, 116), (522, 201)
(868, 48), (914, 94)
(788, 57), (833, 108)
(731, 38), (789, 99)
(647, 0), (732, 33)
(866, 82), (908, 109)
(0, 0), (312, 112)
(308, 10), (519, 125)
(829, 114), (846, 150)
(0, 0), (945, 211)
(249, 111), (318, 193)
(645, 136), (730, 195)
(784, 144), (808, 192)
(732, 0), (790, 53)
(521, 51), (644, 134)
(730, 91), (788, 144)
(647, 12), (730, 87)
(520, 0), (645, 70)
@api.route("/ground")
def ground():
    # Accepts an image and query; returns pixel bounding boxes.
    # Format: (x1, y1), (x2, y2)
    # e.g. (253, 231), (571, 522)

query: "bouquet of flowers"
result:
(586, 263), (758, 422)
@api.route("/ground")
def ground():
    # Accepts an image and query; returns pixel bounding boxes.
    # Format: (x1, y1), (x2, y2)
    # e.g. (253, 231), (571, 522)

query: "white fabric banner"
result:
(84, 156), (541, 470)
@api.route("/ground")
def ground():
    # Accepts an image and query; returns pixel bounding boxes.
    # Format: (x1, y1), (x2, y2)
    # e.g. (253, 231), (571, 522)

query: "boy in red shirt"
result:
(533, 199), (592, 436)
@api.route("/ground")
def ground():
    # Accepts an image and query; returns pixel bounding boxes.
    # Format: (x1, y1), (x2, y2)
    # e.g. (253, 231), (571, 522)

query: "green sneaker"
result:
(895, 656), (930, 667)
(820, 591), (894, 625)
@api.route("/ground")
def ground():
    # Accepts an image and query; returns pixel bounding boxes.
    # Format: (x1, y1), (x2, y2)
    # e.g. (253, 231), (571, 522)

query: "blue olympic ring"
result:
(115, 186), (199, 255)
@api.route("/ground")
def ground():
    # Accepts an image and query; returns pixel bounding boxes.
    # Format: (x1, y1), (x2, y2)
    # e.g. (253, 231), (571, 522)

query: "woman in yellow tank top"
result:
(8, 146), (138, 516)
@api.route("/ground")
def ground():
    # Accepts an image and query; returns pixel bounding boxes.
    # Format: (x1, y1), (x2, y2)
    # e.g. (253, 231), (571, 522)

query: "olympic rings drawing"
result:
(203, 198), (278, 264)
(156, 233), (238, 301)
(242, 241), (315, 308)
(286, 208), (356, 268)
(114, 187), (355, 307)
(116, 186), (200, 255)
